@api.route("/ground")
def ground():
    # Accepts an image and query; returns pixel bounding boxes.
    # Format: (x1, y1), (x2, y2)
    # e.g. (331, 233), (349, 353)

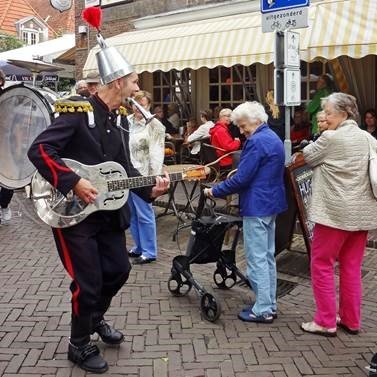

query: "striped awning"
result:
(83, 0), (376, 75)
(305, 0), (377, 61)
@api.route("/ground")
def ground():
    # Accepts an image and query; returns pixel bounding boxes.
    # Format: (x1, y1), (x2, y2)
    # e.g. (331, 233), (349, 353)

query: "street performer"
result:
(27, 7), (170, 374)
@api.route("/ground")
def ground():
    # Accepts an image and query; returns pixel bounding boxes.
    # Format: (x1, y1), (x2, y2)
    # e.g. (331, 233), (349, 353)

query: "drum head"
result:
(0, 85), (54, 189)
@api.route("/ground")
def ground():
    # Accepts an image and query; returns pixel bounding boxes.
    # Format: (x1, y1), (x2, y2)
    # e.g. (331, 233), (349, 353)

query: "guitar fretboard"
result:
(107, 172), (183, 192)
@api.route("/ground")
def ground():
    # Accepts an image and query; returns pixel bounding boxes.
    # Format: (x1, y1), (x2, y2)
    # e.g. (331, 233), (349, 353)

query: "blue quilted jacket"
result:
(212, 124), (287, 217)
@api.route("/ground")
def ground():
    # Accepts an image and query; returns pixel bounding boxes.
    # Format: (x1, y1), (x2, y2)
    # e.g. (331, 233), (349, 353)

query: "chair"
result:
(199, 138), (235, 183)
(199, 141), (220, 182)
(180, 143), (200, 165)
(164, 141), (176, 165)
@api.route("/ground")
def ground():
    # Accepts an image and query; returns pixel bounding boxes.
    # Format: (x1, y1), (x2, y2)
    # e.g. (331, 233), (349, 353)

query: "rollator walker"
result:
(167, 186), (250, 322)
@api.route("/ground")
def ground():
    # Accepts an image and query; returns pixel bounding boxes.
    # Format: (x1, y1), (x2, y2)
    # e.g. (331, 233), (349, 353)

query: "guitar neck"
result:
(107, 172), (183, 191)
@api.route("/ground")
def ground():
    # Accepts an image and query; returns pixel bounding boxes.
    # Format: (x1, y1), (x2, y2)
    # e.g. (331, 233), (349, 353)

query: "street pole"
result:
(284, 106), (292, 165)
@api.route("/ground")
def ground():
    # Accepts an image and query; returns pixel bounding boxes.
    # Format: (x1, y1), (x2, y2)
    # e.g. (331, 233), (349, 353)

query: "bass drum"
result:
(0, 84), (56, 189)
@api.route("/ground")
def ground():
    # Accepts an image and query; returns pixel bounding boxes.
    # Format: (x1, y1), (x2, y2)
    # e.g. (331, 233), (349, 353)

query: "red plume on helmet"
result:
(82, 6), (102, 31)
(82, 5), (134, 85)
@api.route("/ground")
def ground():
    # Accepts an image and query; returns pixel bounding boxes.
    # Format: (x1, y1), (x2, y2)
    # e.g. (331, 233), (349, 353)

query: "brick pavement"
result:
(0, 192), (376, 376)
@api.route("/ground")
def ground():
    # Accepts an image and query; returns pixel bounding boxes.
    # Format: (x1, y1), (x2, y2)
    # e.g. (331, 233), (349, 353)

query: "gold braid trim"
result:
(118, 106), (128, 116)
(54, 101), (94, 113)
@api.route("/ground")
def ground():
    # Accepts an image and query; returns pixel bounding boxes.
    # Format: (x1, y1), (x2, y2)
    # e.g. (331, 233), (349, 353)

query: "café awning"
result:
(304, 0), (377, 61)
(83, 0), (376, 75)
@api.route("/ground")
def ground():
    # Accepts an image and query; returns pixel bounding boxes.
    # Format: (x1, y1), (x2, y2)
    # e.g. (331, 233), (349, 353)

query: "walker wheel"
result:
(200, 293), (221, 322)
(168, 271), (192, 296)
(213, 267), (237, 289)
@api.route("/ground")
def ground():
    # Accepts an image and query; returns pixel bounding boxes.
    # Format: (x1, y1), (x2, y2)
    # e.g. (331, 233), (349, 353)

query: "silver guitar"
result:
(31, 158), (208, 228)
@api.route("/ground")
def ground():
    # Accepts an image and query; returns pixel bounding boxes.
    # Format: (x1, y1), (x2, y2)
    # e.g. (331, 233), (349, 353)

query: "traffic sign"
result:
(262, 6), (308, 32)
(285, 31), (300, 67)
(284, 68), (301, 106)
(261, 0), (309, 14)
(274, 31), (300, 68)
(274, 68), (301, 106)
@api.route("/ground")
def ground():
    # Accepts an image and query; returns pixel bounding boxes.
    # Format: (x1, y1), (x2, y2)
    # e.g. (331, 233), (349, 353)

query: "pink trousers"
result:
(311, 223), (368, 329)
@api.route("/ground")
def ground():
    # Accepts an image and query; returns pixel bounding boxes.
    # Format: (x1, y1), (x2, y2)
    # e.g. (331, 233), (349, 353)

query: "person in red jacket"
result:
(209, 108), (241, 169)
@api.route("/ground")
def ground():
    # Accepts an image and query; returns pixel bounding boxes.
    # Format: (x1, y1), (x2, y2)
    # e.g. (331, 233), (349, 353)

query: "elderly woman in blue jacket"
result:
(205, 101), (287, 323)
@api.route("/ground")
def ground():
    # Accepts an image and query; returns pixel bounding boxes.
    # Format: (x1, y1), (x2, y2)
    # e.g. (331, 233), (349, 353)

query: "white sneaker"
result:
(1, 208), (11, 223)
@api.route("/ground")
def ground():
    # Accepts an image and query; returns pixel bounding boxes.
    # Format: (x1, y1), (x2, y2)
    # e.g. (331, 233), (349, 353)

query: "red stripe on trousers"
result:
(55, 229), (80, 316)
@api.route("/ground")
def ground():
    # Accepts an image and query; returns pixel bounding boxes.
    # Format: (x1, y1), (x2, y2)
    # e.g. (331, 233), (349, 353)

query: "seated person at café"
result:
(187, 109), (214, 156)
(180, 118), (199, 162)
(311, 110), (329, 141)
(186, 110), (214, 155)
(361, 108), (377, 139)
(154, 105), (176, 135)
(290, 107), (311, 146)
(167, 103), (180, 131)
(184, 118), (198, 140)
(209, 108), (241, 170)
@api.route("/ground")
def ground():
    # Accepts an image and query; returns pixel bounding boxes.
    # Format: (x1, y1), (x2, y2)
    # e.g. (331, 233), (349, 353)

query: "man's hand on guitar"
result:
(74, 178), (98, 204)
(151, 171), (170, 198)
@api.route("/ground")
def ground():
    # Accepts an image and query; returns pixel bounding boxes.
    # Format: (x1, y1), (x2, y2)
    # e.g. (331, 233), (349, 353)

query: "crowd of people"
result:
(1, 42), (377, 373)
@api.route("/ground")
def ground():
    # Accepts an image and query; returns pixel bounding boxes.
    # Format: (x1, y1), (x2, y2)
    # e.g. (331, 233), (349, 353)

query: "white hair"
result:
(75, 79), (87, 91)
(231, 101), (268, 125)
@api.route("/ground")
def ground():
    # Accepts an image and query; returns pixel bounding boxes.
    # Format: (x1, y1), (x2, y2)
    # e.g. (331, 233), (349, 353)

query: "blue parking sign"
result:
(261, 0), (309, 13)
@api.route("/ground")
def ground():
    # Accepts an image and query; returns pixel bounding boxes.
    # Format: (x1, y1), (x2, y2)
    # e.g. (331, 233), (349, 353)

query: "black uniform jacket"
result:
(27, 94), (152, 230)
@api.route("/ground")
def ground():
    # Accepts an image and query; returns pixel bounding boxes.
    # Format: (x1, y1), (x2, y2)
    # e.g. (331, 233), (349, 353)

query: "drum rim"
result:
(0, 83), (55, 188)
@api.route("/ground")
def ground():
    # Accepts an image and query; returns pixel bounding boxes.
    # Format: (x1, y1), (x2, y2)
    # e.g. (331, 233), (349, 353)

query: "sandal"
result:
(336, 316), (359, 335)
(301, 321), (337, 337)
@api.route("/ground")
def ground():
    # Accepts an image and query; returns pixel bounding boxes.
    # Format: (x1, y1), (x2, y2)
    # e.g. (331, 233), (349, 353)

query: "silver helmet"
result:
(96, 34), (134, 85)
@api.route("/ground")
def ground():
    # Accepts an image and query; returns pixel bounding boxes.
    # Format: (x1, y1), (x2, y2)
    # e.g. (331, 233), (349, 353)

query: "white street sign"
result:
(285, 31), (300, 67)
(284, 68), (301, 106)
(85, 0), (100, 7)
(262, 6), (308, 33)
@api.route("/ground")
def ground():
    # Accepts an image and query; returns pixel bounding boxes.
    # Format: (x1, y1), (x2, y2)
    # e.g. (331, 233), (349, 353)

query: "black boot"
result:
(369, 353), (377, 376)
(94, 320), (124, 345)
(68, 342), (108, 373)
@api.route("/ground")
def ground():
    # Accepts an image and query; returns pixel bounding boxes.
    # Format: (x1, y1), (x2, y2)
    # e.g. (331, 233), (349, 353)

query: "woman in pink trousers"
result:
(300, 92), (377, 336)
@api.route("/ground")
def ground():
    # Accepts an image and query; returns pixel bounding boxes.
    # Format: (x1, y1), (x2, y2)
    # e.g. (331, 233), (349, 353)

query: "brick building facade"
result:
(74, 0), (228, 78)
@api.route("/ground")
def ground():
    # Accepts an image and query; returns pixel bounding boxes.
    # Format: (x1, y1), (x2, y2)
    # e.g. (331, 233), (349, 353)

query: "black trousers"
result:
(52, 213), (131, 344)
(0, 188), (14, 208)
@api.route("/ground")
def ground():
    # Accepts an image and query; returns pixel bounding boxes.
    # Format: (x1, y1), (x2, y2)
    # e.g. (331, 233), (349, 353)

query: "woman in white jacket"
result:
(127, 91), (165, 264)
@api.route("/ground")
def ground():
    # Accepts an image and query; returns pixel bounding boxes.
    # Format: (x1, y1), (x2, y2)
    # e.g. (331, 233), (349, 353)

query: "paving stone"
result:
(0, 195), (376, 376)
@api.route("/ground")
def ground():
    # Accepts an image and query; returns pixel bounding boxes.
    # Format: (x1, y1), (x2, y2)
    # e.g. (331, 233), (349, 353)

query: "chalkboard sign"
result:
(275, 167), (298, 255)
(287, 153), (314, 255)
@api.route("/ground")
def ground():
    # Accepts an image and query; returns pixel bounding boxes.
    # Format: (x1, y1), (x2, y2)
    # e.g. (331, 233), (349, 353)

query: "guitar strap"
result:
(119, 115), (134, 168)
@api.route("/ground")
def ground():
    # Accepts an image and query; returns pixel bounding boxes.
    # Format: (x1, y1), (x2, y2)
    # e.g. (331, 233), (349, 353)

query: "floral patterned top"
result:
(127, 114), (165, 176)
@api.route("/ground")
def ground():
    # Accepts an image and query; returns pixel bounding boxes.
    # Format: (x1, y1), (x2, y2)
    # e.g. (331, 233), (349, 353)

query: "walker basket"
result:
(186, 216), (231, 264)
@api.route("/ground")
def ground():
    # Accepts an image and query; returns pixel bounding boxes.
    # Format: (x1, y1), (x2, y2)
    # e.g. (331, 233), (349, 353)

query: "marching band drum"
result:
(0, 84), (56, 189)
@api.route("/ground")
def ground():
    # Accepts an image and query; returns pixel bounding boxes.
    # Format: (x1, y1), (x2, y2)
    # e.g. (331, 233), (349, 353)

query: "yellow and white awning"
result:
(305, 0), (377, 61)
(83, 0), (377, 74)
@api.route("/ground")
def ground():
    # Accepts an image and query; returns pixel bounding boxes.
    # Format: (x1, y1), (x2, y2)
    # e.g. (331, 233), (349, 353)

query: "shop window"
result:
(152, 69), (192, 125)
(209, 64), (256, 111)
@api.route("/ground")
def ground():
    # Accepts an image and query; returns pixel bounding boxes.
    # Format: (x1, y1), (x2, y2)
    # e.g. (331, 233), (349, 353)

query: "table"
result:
(157, 164), (202, 227)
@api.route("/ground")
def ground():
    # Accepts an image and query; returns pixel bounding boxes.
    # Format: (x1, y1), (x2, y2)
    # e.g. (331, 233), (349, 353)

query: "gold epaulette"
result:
(118, 106), (128, 116)
(54, 100), (94, 113)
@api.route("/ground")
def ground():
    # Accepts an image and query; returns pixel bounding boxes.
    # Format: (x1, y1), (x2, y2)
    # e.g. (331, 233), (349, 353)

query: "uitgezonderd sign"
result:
(261, 0), (310, 33)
